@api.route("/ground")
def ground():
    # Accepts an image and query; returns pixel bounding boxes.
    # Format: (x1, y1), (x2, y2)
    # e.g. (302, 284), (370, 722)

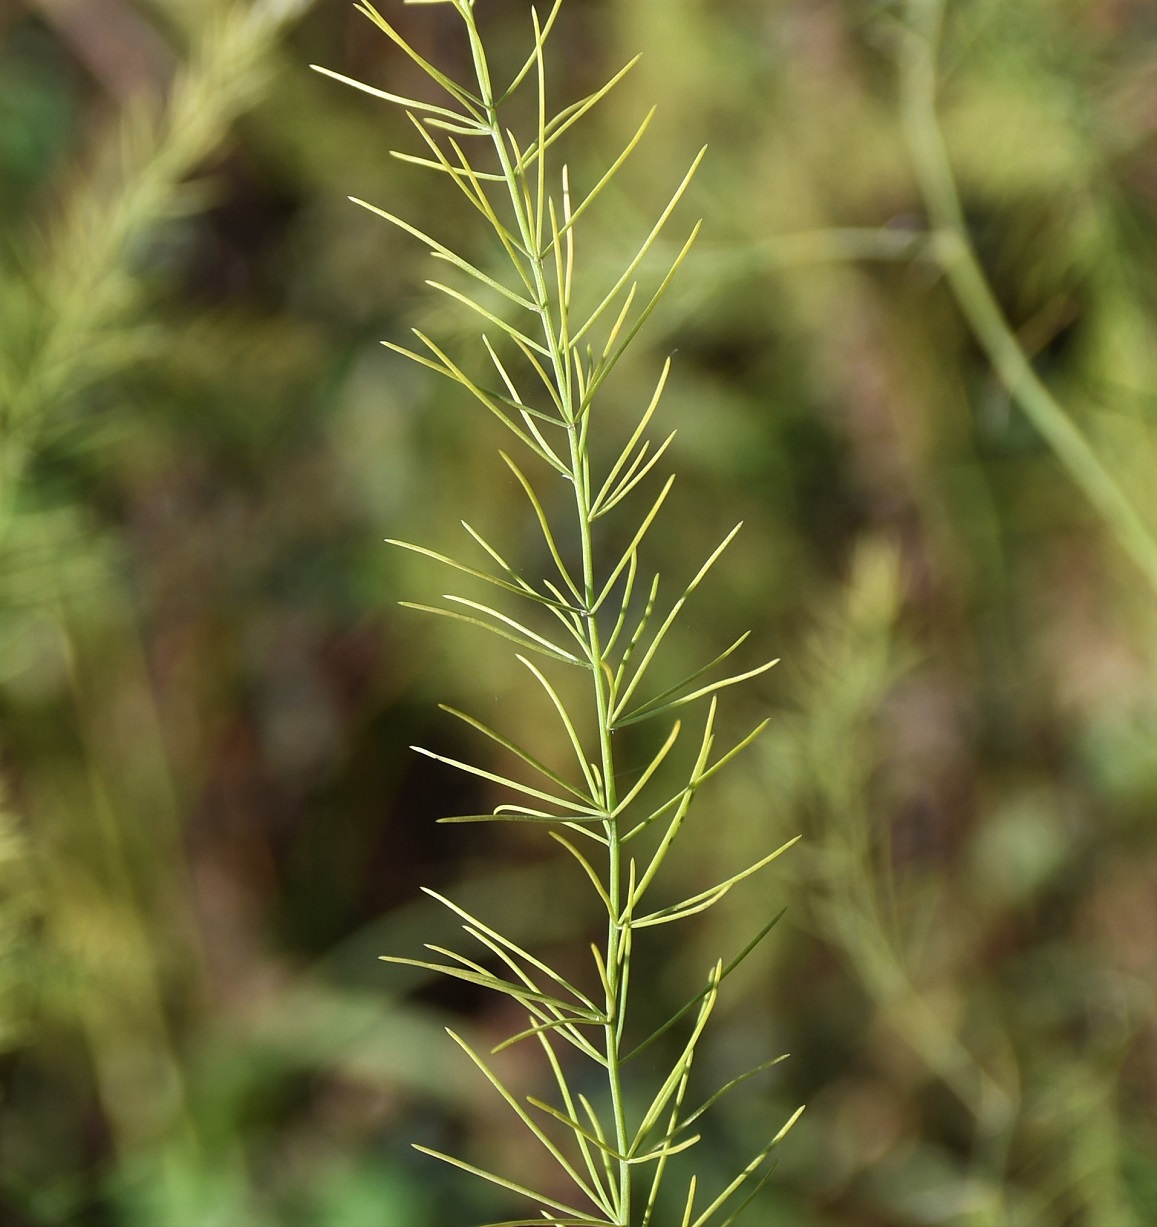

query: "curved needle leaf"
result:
(615, 657), (780, 729)
(490, 1014), (603, 1057)
(350, 197), (531, 311)
(399, 599), (581, 664)
(693, 717), (773, 788)
(625, 909), (788, 1062)
(498, 0), (566, 101)
(518, 55), (642, 171)
(443, 592), (581, 661)
(440, 703), (597, 805)
(551, 108), (657, 249)
(551, 831), (613, 916)
(425, 277), (540, 340)
(387, 538), (574, 611)
(423, 888), (602, 1012)
(675, 1056), (789, 1137)
(393, 121), (506, 185)
(611, 720), (681, 819)
(593, 476), (675, 612)
(688, 1106), (805, 1227)
(354, 2), (484, 113)
(517, 655), (601, 801)
(381, 954), (597, 1018)
(501, 451), (583, 601)
(592, 359), (671, 517)
(611, 633), (751, 727)
(411, 743), (598, 813)
(630, 1133), (703, 1166)
(634, 837), (801, 929)
(612, 523), (743, 717)
(594, 431), (677, 521)
(445, 1030), (607, 1207)
(310, 64), (476, 123)
(571, 148), (706, 346)
(412, 1143), (601, 1224)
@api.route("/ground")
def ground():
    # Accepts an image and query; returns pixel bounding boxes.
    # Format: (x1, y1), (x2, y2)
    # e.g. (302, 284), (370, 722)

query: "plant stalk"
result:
(900, 0), (1157, 598)
(466, 17), (634, 1219)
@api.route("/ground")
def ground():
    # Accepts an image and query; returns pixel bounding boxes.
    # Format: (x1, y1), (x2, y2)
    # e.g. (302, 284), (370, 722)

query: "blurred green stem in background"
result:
(900, 0), (1157, 599)
(1, 0), (312, 473)
(0, 0), (314, 1214)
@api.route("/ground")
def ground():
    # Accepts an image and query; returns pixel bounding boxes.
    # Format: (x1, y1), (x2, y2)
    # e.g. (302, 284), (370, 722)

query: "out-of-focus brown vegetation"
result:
(1, 0), (1156, 1223)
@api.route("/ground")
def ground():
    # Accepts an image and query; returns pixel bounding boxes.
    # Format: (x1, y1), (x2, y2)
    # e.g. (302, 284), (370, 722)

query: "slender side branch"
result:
(900, 0), (1157, 597)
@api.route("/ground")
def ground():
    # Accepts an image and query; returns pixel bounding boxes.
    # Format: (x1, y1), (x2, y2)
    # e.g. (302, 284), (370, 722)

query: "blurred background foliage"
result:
(1, 0), (1156, 1223)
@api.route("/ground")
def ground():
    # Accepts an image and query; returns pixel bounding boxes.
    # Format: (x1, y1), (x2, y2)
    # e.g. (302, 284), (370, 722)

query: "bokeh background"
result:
(2, 0), (1157, 1223)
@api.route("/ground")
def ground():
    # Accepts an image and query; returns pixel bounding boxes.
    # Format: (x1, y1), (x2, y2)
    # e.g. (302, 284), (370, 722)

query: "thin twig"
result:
(899, 0), (1157, 598)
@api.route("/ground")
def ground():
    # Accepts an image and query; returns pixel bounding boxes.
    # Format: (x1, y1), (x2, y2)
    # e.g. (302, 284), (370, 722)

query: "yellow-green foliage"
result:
(1, 1), (1156, 1225)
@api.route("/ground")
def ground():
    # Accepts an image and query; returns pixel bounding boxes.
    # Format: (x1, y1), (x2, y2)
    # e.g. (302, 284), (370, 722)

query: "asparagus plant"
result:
(317, 3), (801, 1222)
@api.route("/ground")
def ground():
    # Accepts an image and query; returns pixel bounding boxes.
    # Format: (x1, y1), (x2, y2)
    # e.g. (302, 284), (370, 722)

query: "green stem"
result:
(464, 12), (634, 1219)
(900, 0), (1157, 599)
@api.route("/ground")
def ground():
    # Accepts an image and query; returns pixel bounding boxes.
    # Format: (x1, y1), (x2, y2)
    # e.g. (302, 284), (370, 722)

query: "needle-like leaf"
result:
(501, 451), (583, 601)
(675, 1056), (789, 1136)
(680, 1176), (699, 1227)
(447, 1029), (608, 1205)
(614, 657), (780, 729)
(592, 358), (671, 515)
(592, 476), (676, 612)
(610, 633), (751, 726)
(634, 837), (801, 929)
(625, 909), (788, 1062)
(687, 1106), (805, 1227)
(310, 64), (476, 123)
(612, 523), (744, 717)
(550, 108), (657, 248)
(412, 1143), (601, 1223)
(351, 197), (532, 310)
(424, 888), (602, 1009)
(571, 149), (706, 345)
(411, 743), (596, 811)
(381, 954), (598, 1018)
(583, 222), (703, 409)
(517, 655), (602, 800)
(400, 598), (582, 663)
(498, 0), (566, 102)
(383, 335), (568, 471)
(593, 431), (677, 521)
(551, 831), (613, 915)
(518, 56), (643, 171)
(610, 720), (681, 820)
(387, 538), (573, 611)
(490, 1014), (604, 1058)
(528, 1096), (628, 1160)
(612, 571), (660, 693)
(354, 2), (484, 113)
(425, 277), (541, 343)
(631, 963), (720, 1150)
(440, 704), (598, 806)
